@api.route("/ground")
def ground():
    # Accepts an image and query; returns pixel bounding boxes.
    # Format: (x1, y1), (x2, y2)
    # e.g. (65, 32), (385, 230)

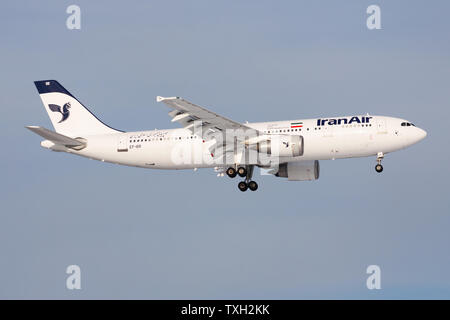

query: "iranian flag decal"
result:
(291, 122), (303, 128)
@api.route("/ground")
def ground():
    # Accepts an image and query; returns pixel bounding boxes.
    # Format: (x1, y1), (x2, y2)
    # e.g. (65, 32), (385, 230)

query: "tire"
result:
(237, 167), (247, 177)
(238, 181), (248, 192)
(226, 167), (237, 178)
(248, 181), (258, 191)
(375, 164), (383, 173)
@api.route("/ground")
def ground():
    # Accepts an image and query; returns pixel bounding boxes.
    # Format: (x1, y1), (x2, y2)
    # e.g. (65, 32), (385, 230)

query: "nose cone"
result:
(417, 127), (427, 141)
(411, 127), (427, 144)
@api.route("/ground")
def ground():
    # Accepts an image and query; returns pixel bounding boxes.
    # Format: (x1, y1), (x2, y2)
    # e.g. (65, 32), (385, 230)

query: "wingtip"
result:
(156, 96), (180, 102)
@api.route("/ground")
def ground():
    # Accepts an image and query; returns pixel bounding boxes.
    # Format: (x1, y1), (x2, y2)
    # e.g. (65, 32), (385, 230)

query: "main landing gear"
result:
(226, 167), (237, 178)
(226, 165), (258, 192)
(375, 152), (384, 173)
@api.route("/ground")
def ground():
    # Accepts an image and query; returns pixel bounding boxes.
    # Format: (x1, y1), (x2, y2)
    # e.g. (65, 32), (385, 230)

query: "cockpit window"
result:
(401, 122), (415, 127)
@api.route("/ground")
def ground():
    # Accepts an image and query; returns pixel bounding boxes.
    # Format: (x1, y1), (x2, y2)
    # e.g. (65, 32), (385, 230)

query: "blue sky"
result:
(0, 0), (449, 299)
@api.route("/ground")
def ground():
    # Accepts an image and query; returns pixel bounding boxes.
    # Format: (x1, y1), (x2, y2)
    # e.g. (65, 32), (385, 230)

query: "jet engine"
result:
(256, 135), (304, 157)
(275, 160), (320, 181)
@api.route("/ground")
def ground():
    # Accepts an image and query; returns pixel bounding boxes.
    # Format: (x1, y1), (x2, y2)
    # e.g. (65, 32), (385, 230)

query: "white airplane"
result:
(27, 80), (426, 192)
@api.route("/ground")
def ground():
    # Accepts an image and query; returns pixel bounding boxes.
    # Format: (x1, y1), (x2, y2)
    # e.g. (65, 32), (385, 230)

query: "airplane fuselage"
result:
(29, 80), (428, 191)
(56, 115), (426, 169)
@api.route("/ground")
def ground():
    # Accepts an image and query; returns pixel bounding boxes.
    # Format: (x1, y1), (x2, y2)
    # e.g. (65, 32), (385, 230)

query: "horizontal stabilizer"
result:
(25, 126), (86, 148)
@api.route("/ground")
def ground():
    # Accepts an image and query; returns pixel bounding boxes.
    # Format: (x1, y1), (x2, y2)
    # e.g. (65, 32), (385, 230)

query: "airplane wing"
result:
(25, 126), (86, 148)
(156, 96), (266, 165)
(156, 96), (259, 135)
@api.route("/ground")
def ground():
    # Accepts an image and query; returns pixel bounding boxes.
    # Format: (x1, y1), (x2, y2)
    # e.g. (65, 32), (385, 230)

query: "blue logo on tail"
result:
(49, 102), (71, 123)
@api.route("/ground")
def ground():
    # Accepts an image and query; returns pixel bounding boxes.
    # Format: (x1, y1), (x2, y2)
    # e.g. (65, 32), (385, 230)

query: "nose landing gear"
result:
(375, 152), (384, 173)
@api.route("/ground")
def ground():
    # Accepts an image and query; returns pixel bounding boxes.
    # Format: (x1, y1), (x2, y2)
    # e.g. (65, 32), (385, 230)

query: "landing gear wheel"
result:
(375, 152), (384, 173)
(226, 167), (237, 178)
(375, 164), (383, 173)
(237, 167), (247, 177)
(238, 181), (248, 192)
(248, 181), (258, 191)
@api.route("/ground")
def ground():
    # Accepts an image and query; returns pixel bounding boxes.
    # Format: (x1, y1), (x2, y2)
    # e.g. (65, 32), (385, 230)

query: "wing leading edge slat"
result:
(156, 96), (258, 135)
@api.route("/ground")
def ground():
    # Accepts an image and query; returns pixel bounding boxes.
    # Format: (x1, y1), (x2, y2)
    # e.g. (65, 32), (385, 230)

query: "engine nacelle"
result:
(275, 160), (320, 181)
(257, 135), (303, 157)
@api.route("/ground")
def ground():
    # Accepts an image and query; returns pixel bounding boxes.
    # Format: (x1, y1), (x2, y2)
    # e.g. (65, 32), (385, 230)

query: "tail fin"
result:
(34, 80), (122, 137)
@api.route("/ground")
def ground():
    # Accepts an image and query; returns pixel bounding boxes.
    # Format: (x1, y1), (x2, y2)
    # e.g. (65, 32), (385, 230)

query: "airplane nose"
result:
(417, 127), (427, 141)
(412, 127), (427, 144)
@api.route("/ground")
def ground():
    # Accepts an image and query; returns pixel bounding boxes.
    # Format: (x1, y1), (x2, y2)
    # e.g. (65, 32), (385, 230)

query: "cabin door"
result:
(117, 134), (128, 152)
(376, 118), (387, 133)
